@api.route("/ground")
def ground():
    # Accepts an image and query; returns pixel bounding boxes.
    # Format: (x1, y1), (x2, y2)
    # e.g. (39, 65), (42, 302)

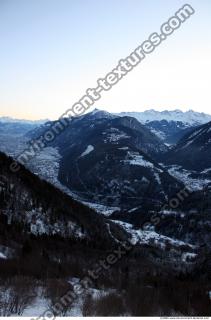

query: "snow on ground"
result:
(154, 172), (162, 185)
(22, 207), (86, 238)
(181, 139), (194, 149)
(123, 151), (163, 173)
(118, 146), (129, 150)
(117, 109), (211, 126)
(111, 220), (196, 251)
(22, 294), (49, 317)
(128, 206), (142, 213)
(26, 147), (61, 185)
(68, 277), (116, 315)
(0, 133), (66, 192)
(0, 135), (66, 194)
(79, 145), (94, 158)
(82, 201), (120, 216)
(187, 127), (204, 140)
(68, 278), (118, 316)
(103, 128), (130, 143)
(0, 252), (6, 259)
(201, 167), (211, 174)
(124, 154), (154, 168)
(149, 128), (166, 141)
(0, 134), (118, 215)
(22, 280), (116, 317)
(19, 146), (81, 201)
(167, 165), (211, 191)
(181, 252), (197, 263)
(0, 245), (14, 259)
(159, 210), (185, 218)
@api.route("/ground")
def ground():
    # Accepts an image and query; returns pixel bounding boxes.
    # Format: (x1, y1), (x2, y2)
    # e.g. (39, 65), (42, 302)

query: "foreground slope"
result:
(0, 151), (123, 248)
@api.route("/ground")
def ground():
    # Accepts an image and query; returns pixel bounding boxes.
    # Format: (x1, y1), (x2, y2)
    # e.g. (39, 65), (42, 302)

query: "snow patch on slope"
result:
(111, 220), (196, 251)
(0, 252), (7, 259)
(103, 128), (130, 143)
(82, 201), (120, 216)
(123, 152), (163, 174)
(125, 154), (154, 168)
(167, 165), (211, 191)
(80, 145), (94, 158)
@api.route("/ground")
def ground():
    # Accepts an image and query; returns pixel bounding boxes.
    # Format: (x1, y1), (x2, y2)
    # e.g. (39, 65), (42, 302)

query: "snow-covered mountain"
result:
(1, 108), (211, 199)
(116, 109), (211, 144)
(117, 109), (211, 126)
(5, 108), (210, 208)
(28, 110), (185, 210)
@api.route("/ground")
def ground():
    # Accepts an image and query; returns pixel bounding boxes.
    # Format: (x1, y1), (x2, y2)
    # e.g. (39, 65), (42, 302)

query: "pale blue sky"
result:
(0, 0), (210, 119)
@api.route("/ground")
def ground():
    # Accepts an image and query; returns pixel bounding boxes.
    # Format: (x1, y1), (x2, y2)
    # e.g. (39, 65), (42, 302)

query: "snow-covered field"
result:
(103, 128), (130, 143)
(123, 151), (163, 172)
(124, 154), (154, 168)
(111, 220), (196, 258)
(167, 165), (211, 191)
(15, 281), (116, 317)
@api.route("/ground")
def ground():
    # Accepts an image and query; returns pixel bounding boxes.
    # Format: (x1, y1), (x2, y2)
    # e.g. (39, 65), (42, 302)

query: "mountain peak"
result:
(116, 109), (211, 125)
(84, 108), (117, 120)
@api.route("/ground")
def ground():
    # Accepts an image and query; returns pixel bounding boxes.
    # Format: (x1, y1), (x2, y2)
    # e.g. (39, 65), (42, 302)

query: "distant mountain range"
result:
(2, 109), (211, 127)
(2, 109), (211, 145)
(0, 117), (48, 137)
(2, 108), (211, 209)
(117, 109), (211, 125)
(117, 109), (211, 144)
(0, 116), (48, 125)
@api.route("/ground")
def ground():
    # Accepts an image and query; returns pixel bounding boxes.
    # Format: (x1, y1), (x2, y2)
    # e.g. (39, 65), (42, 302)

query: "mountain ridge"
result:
(163, 121), (211, 171)
(116, 109), (211, 125)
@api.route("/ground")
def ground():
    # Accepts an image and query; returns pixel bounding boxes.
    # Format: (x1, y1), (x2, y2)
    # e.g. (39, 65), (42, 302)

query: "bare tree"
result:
(0, 276), (36, 316)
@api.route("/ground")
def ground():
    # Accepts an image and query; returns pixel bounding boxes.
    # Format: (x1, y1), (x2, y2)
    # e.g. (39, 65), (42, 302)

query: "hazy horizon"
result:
(1, 107), (211, 122)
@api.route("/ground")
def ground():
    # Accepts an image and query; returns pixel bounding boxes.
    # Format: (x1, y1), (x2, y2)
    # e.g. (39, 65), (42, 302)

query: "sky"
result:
(0, 0), (211, 120)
